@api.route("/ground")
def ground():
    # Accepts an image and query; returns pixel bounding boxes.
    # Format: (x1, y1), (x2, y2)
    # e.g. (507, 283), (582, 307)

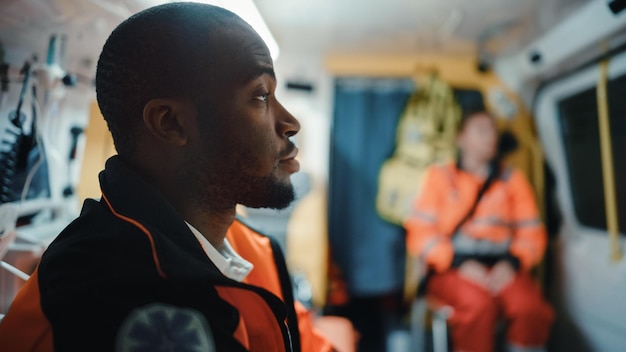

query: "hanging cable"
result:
(19, 85), (46, 203)
(0, 62), (31, 203)
(0, 43), (8, 113)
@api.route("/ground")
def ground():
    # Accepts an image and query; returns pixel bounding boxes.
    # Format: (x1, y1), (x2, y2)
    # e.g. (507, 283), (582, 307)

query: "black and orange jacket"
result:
(0, 156), (331, 351)
(405, 163), (547, 273)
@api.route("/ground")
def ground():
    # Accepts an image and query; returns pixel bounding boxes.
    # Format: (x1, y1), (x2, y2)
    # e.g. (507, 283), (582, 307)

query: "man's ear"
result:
(142, 98), (195, 147)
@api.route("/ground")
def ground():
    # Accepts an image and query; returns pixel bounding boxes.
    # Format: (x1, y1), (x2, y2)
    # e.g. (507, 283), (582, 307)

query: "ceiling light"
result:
(193, 0), (280, 60)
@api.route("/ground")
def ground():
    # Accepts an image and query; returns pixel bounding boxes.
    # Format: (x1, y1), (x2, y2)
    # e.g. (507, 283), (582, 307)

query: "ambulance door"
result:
(534, 49), (626, 351)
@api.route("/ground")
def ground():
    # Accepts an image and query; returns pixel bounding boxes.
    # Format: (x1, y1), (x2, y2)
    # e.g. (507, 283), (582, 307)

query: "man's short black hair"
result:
(96, 3), (240, 157)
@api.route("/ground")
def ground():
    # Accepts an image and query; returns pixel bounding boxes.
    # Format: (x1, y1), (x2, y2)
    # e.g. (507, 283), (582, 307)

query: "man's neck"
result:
(183, 207), (236, 249)
(129, 156), (236, 249)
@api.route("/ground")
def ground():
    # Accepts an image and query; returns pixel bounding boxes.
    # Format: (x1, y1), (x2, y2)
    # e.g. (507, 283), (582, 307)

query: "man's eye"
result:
(254, 94), (269, 102)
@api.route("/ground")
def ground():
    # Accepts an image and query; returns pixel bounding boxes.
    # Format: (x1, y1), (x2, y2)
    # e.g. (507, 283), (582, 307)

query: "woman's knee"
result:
(456, 289), (498, 324)
(502, 285), (553, 324)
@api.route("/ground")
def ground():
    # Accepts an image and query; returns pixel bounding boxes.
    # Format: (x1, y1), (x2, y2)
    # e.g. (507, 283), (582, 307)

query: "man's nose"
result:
(277, 102), (300, 138)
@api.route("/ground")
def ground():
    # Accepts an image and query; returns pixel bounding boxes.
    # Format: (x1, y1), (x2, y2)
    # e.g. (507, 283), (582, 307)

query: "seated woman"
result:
(405, 109), (554, 352)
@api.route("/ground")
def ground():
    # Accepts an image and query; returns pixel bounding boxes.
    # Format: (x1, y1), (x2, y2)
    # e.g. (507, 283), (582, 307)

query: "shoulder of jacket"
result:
(499, 166), (515, 182)
(431, 162), (456, 175)
(500, 167), (527, 184)
(231, 217), (283, 249)
(42, 200), (154, 267)
(233, 217), (270, 239)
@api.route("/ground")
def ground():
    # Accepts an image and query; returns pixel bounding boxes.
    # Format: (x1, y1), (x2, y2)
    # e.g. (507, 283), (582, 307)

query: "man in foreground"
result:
(0, 3), (334, 351)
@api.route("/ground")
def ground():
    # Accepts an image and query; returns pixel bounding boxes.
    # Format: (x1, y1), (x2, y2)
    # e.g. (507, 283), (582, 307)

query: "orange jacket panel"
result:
(215, 285), (287, 352)
(0, 268), (53, 351)
(404, 163), (547, 272)
(227, 222), (334, 352)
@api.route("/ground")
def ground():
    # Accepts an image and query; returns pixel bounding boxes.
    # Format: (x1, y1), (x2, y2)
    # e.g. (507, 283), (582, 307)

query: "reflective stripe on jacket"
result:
(404, 163), (547, 272)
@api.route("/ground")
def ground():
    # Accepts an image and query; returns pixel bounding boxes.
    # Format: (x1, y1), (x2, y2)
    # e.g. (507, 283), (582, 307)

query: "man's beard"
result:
(189, 160), (296, 212)
(239, 171), (295, 209)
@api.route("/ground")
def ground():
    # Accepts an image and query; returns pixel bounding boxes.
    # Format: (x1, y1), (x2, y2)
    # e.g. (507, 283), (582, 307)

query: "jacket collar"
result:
(98, 156), (216, 278)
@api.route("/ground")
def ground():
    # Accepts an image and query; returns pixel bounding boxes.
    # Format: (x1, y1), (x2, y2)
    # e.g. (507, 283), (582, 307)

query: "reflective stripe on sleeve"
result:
(513, 218), (542, 228)
(410, 211), (437, 223)
(421, 237), (443, 258)
(452, 234), (511, 256)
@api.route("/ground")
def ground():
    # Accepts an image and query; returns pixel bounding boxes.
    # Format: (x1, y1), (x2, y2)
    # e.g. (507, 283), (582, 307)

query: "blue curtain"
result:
(329, 78), (414, 296)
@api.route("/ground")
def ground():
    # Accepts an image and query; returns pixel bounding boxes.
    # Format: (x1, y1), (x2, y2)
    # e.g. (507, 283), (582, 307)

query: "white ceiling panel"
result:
(0, 0), (590, 75)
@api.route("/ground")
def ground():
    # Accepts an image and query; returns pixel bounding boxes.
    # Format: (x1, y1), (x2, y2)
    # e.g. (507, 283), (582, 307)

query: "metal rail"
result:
(596, 59), (623, 262)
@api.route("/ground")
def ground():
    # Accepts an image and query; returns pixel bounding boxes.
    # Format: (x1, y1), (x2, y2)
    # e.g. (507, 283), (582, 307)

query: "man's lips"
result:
(280, 146), (299, 162)
(279, 147), (300, 173)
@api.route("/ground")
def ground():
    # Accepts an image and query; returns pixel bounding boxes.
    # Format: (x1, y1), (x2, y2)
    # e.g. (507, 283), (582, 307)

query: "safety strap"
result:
(450, 162), (500, 238)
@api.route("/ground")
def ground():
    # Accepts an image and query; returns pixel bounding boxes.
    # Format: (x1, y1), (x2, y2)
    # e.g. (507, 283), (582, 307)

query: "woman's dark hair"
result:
(457, 107), (519, 158)
(457, 107), (494, 133)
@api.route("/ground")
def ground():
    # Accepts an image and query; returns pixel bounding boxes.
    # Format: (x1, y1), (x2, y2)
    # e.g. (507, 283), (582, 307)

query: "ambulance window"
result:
(558, 72), (626, 232)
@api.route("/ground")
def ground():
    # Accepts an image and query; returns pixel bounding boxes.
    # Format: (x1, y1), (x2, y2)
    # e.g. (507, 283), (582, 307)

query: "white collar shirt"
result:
(186, 222), (253, 282)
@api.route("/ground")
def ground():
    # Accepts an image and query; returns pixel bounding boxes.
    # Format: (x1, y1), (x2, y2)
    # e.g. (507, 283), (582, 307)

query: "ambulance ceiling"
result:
(257, 0), (589, 56)
(0, 0), (588, 75)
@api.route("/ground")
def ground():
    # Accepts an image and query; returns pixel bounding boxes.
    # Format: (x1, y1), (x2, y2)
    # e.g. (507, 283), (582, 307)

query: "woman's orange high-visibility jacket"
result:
(405, 162), (547, 273)
(0, 156), (332, 352)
